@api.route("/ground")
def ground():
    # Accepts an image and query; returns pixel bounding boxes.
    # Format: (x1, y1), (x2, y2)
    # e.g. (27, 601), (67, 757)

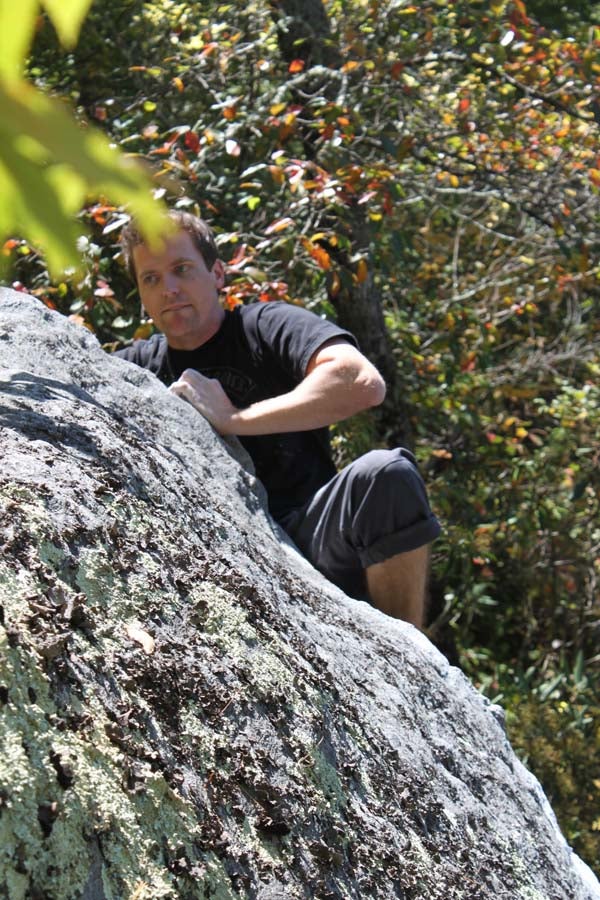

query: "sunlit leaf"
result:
(0, 79), (167, 274)
(356, 259), (368, 283)
(226, 139), (241, 156)
(41, 0), (94, 47)
(0, 0), (38, 80)
(264, 217), (294, 235)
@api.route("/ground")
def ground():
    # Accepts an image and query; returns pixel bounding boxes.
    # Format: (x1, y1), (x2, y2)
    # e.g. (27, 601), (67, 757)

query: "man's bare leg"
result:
(365, 544), (431, 628)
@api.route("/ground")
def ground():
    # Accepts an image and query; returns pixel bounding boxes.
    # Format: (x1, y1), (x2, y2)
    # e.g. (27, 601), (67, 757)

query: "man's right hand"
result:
(169, 369), (240, 435)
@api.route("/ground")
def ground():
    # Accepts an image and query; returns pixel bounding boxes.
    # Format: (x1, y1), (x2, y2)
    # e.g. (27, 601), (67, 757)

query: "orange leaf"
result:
(356, 259), (368, 283)
(3, 239), (19, 254)
(461, 352), (477, 372)
(458, 97), (470, 114)
(149, 143), (174, 156)
(513, 0), (530, 22)
(172, 76), (184, 92)
(223, 106), (236, 120)
(288, 59), (305, 73)
(329, 271), (341, 297)
(302, 238), (331, 270)
(264, 217), (295, 235)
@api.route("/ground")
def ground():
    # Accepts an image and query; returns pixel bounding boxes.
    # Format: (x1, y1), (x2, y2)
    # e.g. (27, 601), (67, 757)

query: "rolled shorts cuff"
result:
(357, 514), (441, 569)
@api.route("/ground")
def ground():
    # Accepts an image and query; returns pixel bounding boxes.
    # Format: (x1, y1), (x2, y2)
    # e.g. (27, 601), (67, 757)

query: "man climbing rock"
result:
(115, 211), (440, 627)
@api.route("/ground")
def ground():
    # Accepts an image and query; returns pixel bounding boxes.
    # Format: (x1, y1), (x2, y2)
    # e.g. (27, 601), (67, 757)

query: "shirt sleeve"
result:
(249, 301), (358, 383)
(112, 334), (169, 381)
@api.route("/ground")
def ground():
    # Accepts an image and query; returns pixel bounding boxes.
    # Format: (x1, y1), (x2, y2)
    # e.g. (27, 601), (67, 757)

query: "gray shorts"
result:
(279, 448), (441, 598)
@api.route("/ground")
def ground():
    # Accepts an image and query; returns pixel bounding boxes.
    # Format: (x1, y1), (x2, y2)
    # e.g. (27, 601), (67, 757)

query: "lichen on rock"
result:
(1, 290), (599, 900)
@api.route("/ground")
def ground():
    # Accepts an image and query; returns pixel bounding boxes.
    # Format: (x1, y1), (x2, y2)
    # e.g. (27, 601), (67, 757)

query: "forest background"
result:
(2, 0), (599, 874)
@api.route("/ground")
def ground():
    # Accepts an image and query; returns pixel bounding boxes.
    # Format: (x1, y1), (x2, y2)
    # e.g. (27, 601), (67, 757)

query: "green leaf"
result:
(0, 79), (168, 275)
(0, 0), (38, 80)
(41, 0), (94, 47)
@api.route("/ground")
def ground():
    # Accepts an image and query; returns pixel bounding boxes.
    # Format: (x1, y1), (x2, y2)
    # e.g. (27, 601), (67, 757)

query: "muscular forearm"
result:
(170, 351), (385, 437)
(226, 360), (383, 435)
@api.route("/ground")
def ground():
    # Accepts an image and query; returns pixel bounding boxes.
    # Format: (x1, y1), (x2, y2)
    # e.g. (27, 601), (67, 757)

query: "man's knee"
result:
(350, 448), (425, 497)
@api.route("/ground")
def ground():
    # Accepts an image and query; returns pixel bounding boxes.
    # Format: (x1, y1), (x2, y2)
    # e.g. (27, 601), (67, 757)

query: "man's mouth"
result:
(163, 303), (191, 313)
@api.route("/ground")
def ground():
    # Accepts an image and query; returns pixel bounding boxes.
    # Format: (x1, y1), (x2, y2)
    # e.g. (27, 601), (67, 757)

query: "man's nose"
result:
(162, 273), (179, 296)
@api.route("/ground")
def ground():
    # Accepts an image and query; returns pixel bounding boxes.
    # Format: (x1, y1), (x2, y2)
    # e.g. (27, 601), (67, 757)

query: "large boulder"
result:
(1, 289), (598, 900)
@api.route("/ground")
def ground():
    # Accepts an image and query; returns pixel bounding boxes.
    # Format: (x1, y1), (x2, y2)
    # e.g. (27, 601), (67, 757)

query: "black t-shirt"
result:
(114, 302), (357, 520)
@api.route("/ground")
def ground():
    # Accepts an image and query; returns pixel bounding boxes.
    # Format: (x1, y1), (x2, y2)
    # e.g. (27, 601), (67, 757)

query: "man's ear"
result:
(212, 259), (226, 290)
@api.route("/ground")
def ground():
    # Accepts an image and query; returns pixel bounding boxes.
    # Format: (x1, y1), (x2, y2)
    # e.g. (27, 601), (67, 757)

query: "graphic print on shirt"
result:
(188, 366), (257, 407)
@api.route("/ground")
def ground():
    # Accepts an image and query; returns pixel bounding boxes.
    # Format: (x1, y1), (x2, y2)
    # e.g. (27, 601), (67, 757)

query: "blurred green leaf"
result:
(41, 0), (94, 47)
(0, 0), (38, 80)
(0, 79), (167, 275)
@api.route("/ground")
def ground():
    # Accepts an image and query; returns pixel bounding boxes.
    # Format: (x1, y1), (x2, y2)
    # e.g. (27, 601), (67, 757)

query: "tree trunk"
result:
(269, 0), (413, 448)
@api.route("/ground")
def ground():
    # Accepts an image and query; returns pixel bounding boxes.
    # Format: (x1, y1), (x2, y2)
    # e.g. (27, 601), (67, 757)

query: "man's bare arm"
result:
(169, 338), (386, 436)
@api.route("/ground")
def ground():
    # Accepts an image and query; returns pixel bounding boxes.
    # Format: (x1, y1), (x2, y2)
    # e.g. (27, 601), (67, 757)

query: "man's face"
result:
(133, 230), (225, 350)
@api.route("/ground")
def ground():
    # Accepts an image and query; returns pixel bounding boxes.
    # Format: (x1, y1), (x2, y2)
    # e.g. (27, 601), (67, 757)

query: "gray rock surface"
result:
(1, 288), (598, 900)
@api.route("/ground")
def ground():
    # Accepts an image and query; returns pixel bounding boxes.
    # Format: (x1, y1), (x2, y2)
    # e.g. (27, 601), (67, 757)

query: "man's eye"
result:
(142, 273), (159, 286)
(174, 263), (191, 276)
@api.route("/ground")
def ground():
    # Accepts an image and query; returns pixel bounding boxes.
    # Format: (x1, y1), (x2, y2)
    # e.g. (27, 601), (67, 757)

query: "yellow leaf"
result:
(41, 0), (94, 47)
(270, 102), (286, 115)
(133, 321), (154, 340)
(0, 0), (38, 80)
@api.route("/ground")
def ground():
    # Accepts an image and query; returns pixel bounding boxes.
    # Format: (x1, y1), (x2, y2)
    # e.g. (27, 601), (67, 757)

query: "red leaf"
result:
(184, 131), (201, 153)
